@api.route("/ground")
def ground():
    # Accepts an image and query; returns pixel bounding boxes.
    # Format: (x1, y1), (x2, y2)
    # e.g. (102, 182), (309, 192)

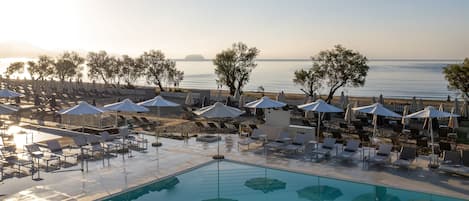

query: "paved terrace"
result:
(1, 134), (468, 201)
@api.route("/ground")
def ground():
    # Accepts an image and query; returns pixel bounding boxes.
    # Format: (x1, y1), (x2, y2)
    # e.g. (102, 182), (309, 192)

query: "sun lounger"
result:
(238, 129), (265, 150)
(46, 140), (77, 164)
(369, 144), (393, 166)
(25, 144), (60, 171)
(1, 145), (33, 176)
(312, 138), (337, 159)
(337, 139), (361, 160)
(281, 134), (312, 154)
(100, 131), (120, 152)
(265, 132), (292, 150)
(439, 150), (469, 176)
(393, 146), (417, 168)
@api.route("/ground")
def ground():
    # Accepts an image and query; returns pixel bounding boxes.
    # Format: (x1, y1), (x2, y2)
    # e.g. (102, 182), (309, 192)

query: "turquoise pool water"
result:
(104, 161), (467, 201)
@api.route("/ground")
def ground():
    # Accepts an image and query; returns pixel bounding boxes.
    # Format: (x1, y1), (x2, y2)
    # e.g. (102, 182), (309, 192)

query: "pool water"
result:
(103, 161), (467, 201)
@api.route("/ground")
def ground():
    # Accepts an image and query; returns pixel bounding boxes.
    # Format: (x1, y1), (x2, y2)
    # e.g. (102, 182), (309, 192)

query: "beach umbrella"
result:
(244, 96), (286, 109)
(448, 107), (459, 129)
(405, 106), (459, 166)
(410, 97), (417, 112)
(344, 103), (354, 124)
(461, 99), (468, 118)
(339, 91), (345, 106)
(0, 104), (19, 114)
(276, 91), (286, 102)
(353, 103), (401, 138)
(216, 89), (222, 101)
(297, 185), (343, 201)
(453, 98), (460, 115)
(234, 88), (240, 101)
(343, 95), (349, 109)
(371, 96), (376, 103)
(418, 99), (424, 111)
(104, 98), (149, 127)
(401, 105), (409, 130)
(194, 102), (244, 159)
(0, 89), (24, 98)
(378, 94), (384, 105)
(138, 96), (180, 107)
(185, 92), (193, 106)
(299, 99), (343, 139)
(58, 101), (105, 116)
(238, 95), (245, 109)
(58, 101), (105, 170)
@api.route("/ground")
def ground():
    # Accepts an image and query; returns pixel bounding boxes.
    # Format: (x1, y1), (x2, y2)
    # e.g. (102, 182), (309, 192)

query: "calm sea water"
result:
(0, 59), (461, 100)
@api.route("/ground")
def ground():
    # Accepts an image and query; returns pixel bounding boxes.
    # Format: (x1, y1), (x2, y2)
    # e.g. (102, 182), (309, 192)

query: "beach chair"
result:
(238, 129), (265, 150)
(100, 131), (120, 152)
(337, 139), (361, 160)
(87, 136), (107, 159)
(1, 145), (33, 176)
(46, 140), (78, 165)
(265, 132), (292, 150)
(439, 150), (469, 175)
(312, 138), (337, 160)
(281, 134), (312, 154)
(368, 144), (393, 166)
(25, 144), (60, 172)
(393, 146), (417, 168)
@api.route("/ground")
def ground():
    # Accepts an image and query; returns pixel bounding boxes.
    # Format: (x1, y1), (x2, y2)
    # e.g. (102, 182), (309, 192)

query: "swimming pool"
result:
(103, 161), (467, 201)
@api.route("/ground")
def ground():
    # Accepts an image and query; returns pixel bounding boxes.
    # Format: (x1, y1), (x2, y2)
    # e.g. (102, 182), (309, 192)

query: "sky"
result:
(0, 0), (468, 59)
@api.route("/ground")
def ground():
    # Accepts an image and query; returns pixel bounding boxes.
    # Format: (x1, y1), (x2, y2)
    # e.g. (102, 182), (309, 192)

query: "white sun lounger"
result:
(369, 144), (393, 166)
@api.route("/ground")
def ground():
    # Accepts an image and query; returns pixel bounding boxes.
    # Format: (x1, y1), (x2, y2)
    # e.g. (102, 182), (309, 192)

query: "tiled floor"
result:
(1, 134), (468, 201)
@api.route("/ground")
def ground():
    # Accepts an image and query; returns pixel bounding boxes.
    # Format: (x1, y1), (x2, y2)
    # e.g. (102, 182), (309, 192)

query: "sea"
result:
(0, 58), (462, 100)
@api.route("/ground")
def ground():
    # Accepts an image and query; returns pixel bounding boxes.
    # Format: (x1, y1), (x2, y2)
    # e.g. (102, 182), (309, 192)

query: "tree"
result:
(305, 45), (369, 103)
(443, 58), (469, 100)
(140, 50), (183, 91)
(119, 55), (144, 88)
(213, 42), (259, 95)
(61, 51), (85, 81)
(5, 62), (25, 77)
(293, 67), (323, 97)
(86, 51), (117, 85)
(27, 55), (54, 81)
(54, 58), (75, 82)
(27, 61), (39, 80)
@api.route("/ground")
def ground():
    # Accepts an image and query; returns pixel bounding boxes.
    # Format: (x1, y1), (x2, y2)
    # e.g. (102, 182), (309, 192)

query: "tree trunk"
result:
(157, 81), (165, 92)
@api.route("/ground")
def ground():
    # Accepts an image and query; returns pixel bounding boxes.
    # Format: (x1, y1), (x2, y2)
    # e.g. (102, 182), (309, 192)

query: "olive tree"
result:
(213, 42), (259, 95)
(443, 58), (469, 100)
(299, 45), (369, 103)
(5, 62), (25, 77)
(27, 55), (54, 81)
(140, 50), (184, 91)
(86, 51), (117, 85)
(293, 67), (323, 97)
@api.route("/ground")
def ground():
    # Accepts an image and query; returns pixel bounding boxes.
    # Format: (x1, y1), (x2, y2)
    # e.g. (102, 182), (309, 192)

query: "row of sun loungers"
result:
(237, 129), (457, 170)
(1, 127), (149, 181)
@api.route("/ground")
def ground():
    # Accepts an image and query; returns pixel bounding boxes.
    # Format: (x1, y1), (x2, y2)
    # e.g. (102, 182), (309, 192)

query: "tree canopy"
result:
(293, 67), (323, 97)
(213, 42), (259, 95)
(295, 45), (369, 103)
(86, 51), (117, 85)
(443, 58), (469, 100)
(5, 62), (25, 77)
(140, 50), (184, 91)
(27, 55), (54, 81)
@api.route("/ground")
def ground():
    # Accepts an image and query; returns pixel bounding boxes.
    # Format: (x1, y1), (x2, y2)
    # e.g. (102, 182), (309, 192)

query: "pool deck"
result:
(1, 134), (468, 201)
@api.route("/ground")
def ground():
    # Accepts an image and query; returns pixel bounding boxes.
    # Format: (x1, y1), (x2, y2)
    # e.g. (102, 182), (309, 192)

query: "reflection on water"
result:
(104, 161), (466, 201)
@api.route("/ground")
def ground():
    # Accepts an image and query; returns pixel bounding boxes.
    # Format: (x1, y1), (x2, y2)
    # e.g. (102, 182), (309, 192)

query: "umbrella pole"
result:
(213, 120), (224, 160)
(317, 112), (320, 140)
(373, 114), (377, 138)
(429, 118), (438, 168)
